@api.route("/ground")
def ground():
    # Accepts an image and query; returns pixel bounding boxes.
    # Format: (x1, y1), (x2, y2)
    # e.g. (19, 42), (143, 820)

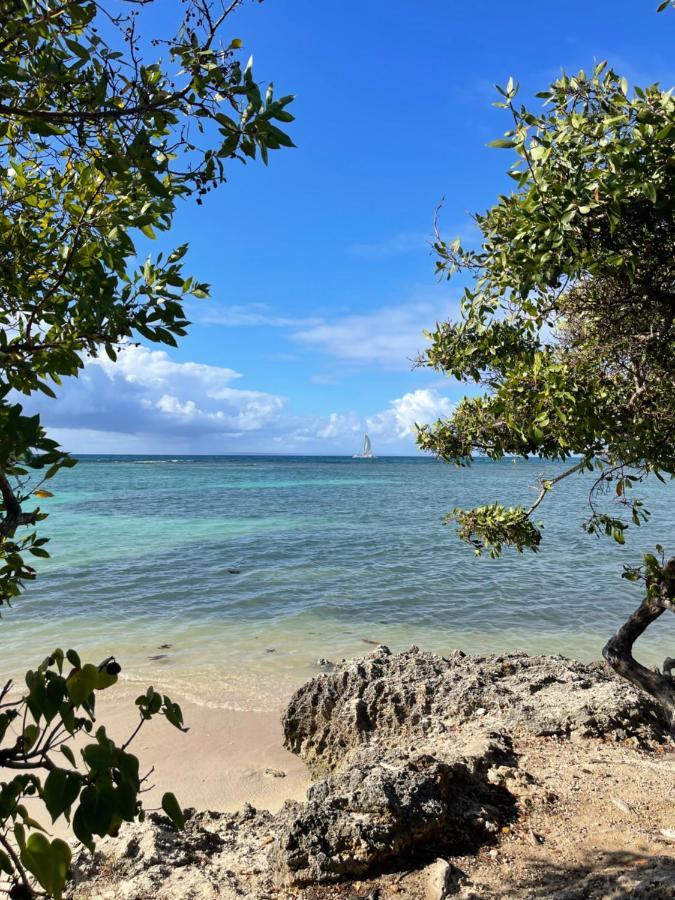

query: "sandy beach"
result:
(97, 689), (311, 815)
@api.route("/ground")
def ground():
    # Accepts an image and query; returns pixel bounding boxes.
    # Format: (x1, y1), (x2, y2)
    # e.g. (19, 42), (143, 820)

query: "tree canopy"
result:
(418, 62), (675, 718)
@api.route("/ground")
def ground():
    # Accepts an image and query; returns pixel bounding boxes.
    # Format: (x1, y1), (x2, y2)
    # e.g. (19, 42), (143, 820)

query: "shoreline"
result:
(70, 646), (675, 900)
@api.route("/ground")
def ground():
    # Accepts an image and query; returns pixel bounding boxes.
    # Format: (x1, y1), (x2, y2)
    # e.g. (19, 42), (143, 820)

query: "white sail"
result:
(353, 433), (374, 458)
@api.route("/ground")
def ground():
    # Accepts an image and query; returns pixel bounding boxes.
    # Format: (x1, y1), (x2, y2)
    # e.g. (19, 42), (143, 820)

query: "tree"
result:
(0, 1), (294, 895)
(417, 61), (675, 724)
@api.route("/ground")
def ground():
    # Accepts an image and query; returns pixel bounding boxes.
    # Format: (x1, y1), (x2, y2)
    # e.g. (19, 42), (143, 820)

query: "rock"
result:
(71, 648), (671, 899)
(283, 647), (666, 774)
(272, 731), (515, 885)
(264, 768), (286, 778)
(70, 808), (278, 899)
(424, 858), (454, 900)
(527, 828), (544, 846)
(315, 658), (335, 669)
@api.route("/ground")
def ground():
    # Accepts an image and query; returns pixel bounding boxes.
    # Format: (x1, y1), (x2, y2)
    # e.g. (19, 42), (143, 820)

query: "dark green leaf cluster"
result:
(0, 650), (186, 898)
(451, 504), (543, 558)
(622, 544), (668, 599)
(419, 62), (675, 555)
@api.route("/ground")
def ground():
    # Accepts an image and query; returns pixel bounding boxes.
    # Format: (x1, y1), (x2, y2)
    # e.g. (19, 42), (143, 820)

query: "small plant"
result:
(0, 651), (186, 898)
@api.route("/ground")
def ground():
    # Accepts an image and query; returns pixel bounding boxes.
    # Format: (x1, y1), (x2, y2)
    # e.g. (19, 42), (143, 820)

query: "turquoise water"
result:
(3, 456), (673, 710)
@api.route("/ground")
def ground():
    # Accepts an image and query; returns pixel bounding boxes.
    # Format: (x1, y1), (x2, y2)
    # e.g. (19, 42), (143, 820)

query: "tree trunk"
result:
(603, 558), (675, 730)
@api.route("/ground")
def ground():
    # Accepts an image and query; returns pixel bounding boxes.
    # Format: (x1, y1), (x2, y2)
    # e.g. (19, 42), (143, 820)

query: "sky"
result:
(34, 0), (675, 455)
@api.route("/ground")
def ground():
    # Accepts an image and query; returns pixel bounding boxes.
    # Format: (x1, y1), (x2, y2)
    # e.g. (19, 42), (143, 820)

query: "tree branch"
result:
(0, 473), (37, 539)
(525, 459), (586, 518)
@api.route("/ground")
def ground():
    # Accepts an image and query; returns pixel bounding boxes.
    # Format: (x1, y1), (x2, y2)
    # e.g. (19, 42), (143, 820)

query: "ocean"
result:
(3, 455), (673, 711)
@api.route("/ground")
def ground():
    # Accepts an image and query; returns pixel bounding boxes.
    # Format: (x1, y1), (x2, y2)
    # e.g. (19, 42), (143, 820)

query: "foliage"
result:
(418, 62), (675, 560)
(451, 504), (543, 558)
(0, 651), (186, 898)
(0, 1), (295, 895)
(0, 0), (294, 605)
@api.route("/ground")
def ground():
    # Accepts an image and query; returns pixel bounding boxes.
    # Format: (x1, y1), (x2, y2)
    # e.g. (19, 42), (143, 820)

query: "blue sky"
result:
(39, 0), (675, 454)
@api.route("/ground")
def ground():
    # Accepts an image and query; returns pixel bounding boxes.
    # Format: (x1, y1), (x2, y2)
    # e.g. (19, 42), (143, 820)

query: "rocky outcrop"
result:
(273, 731), (515, 885)
(282, 647), (666, 774)
(70, 648), (671, 899)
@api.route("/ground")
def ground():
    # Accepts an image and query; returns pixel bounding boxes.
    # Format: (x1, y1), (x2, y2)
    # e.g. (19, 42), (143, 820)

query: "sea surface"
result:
(3, 456), (673, 711)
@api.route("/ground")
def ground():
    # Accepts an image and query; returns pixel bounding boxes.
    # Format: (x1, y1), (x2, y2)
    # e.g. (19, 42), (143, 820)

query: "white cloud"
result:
(190, 294), (460, 371)
(316, 411), (362, 440)
(194, 302), (322, 329)
(24, 345), (286, 441)
(367, 389), (455, 439)
(291, 299), (457, 368)
(24, 346), (455, 454)
(348, 231), (431, 260)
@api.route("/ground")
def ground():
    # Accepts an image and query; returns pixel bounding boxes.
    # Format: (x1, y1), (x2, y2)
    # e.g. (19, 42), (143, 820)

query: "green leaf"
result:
(22, 723), (40, 751)
(161, 792), (185, 830)
(44, 768), (82, 822)
(61, 745), (77, 767)
(0, 848), (12, 875)
(65, 38), (90, 61)
(488, 139), (516, 149)
(66, 663), (99, 705)
(20, 833), (72, 900)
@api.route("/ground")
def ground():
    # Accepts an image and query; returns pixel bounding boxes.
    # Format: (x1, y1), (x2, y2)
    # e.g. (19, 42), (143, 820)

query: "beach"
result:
(96, 689), (310, 815)
(4, 455), (675, 896)
(70, 647), (675, 899)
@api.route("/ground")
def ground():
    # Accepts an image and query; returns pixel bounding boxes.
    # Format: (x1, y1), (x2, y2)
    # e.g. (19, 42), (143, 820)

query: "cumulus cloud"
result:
(24, 346), (455, 454)
(367, 389), (455, 439)
(24, 345), (286, 441)
(316, 411), (363, 440)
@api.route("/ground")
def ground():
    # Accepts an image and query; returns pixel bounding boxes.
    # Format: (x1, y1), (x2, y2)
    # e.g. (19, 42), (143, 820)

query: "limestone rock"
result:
(272, 731), (514, 885)
(70, 807), (278, 900)
(283, 647), (665, 774)
(424, 857), (455, 900)
(70, 649), (670, 899)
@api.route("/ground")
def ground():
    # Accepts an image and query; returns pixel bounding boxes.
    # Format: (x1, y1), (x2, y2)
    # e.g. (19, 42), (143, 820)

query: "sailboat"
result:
(353, 433), (375, 459)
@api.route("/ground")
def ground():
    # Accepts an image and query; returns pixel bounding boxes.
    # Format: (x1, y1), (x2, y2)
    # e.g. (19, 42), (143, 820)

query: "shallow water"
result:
(3, 456), (673, 710)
